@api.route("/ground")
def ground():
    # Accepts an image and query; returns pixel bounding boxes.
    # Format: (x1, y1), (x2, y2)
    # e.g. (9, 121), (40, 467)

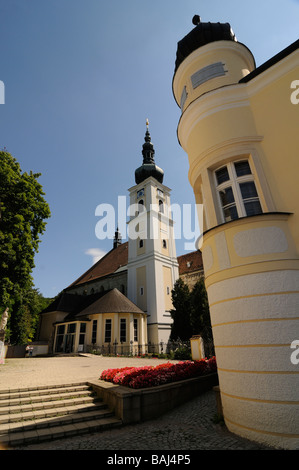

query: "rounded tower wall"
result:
(173, 40), (255, 114)
(173, 17), (299, 449)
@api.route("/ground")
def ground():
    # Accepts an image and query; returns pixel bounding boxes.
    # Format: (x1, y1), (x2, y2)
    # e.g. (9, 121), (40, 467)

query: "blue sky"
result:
(0, 0), (298, 298)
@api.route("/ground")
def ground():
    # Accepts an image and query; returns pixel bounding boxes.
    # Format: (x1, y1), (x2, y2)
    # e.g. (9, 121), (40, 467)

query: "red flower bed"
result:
(100, 357), (217, 389)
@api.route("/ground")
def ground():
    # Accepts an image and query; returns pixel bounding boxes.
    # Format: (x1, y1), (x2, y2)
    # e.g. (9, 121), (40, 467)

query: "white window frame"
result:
(214, 160), (262, 223)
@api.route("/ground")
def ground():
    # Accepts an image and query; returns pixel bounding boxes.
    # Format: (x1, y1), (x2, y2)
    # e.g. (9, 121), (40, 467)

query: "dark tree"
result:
(190, 278), (214, 356)
(170, 278), (192, 341)
(170, 276), (214, 356)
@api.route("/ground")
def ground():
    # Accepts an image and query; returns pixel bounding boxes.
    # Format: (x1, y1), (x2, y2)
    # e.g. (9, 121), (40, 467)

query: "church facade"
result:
(38, 125), (203, 355)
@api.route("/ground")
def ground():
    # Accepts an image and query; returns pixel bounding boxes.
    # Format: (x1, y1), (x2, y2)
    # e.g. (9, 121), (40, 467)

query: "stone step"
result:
(0, 389), (95, 408)
(0, 401), (107, 424)
(0, 406), (115, 433)
(0, 383), (90, 401)
(0, 394), (100, 415)
(0, 416), (122, 447)
(0, 382), (122, 447)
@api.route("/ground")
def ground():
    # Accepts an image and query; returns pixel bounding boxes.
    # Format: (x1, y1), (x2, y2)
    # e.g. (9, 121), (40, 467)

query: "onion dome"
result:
(135, 120), (164, 185)
(174, 15), (237, 72)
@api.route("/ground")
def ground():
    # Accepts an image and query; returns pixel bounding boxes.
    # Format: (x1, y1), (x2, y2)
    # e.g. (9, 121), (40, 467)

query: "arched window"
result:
(159, 200), (164, 213)
(137, 199), (145, 216)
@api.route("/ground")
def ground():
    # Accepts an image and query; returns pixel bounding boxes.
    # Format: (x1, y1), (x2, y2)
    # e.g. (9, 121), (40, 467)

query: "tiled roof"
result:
(77, 288), (145, 316)
(67, 241), (203, 289)
(40, 291), (105, 316)
(68, 242), (129, 287)
(40, 288), (144, 321)
(177, 250), (203, 275)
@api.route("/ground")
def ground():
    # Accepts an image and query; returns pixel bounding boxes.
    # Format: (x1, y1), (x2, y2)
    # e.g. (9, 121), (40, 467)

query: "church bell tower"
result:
(127, 121), (179, 349)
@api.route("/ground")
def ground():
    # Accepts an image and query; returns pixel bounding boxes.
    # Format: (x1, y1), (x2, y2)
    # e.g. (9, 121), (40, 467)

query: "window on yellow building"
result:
(120, 319), (126, 343)
(105, 319), (112, 343)
(91, 320), (97, 344)
(215, 160), (262, 223)
(134, 319), (138, 341)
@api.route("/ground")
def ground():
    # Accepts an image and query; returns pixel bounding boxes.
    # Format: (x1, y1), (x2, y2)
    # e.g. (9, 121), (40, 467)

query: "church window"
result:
(79, 323), (86, 347)
(92, 320), (97, 344)
(215, 160), (262, 223)
(137, 199), (145, 216)
(65, 323), (76, 354)
(120, 319), (126, 343)
(140, 286), (144, 296)
(105, 319), (112, 343)
(55, 325), (65, 353)
(159, 200), (164, 213)
(139, 239), (144, 248)
(167, 286), (170, 295)
(162, 239), (167, 249)
(67, 323), (76, 334)
(134, 319), (138, 341)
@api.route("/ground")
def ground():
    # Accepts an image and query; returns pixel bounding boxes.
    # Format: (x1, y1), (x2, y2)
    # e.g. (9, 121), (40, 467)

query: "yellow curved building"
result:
(173, 16), (299, 449)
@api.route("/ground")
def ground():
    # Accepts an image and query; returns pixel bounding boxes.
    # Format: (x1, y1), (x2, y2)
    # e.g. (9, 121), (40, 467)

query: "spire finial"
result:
(146, 118), (149, 130)
(192, 15), (201, 25)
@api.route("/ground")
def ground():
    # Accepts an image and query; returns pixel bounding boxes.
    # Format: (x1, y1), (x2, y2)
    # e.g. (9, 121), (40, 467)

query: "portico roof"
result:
(77, 288), (145, 316)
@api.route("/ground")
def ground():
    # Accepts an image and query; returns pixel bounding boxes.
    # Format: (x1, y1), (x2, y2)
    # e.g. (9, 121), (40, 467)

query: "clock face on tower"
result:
(137, 189), (144, 199)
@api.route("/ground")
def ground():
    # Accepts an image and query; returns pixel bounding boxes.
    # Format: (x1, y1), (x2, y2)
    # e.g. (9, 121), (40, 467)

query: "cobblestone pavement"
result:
(0, 355), (274, 451)
(15, 390), (272, 451)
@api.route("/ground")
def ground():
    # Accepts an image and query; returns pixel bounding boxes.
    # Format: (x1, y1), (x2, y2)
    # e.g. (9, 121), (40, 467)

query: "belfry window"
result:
(137, 199), (145, 215)
(159, 199), (164, 213)
(215, 160), (262, 223)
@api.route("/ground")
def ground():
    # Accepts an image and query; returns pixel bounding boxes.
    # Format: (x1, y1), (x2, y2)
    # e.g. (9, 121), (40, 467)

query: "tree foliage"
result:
(0, 151), (51, 343)
(170, 277), (214, 354)
(169, 278), (192, 341)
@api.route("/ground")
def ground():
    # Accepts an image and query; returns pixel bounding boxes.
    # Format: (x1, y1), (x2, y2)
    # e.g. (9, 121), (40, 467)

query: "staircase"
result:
(0, 382), (122, 447)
